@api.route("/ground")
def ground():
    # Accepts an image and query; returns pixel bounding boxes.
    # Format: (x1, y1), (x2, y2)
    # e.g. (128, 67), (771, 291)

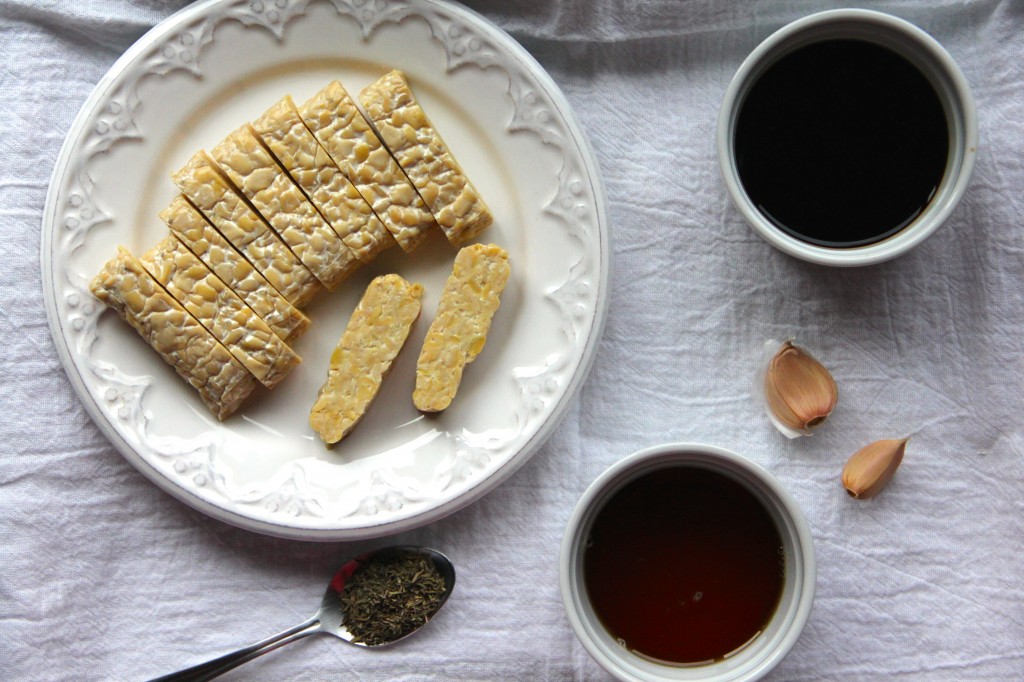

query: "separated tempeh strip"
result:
(300, 80), (437, 252)
(90, 247), (257, 420)
(140, 235), (301, 389)
(309, 275), (423, 445)
(413, 244), (509, 412)
(161, 195), (310, 342)
(360, 70), (493, 246)
(211, 125), (360, 290)
(252, 97), (394, 263)
(173, 151), (322, 307)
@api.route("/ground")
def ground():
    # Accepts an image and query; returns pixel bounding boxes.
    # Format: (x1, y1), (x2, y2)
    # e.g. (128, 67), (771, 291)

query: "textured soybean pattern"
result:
(140, 235), (301, 389)
(310, 274), (423, 444)
(360, 70), (493, 246)
(414, 244), (510, 412)
(89, 247), (257, 420)
(161, 196), (310, 342)
(300, 80), (436, 252)
(253, 97), (394, 263)
(173, 151), (321, 307)
(211, 126), (359, 291)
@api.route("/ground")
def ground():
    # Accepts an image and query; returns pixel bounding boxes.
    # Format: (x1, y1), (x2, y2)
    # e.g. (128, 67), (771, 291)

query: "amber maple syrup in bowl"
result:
(560, 444), (815, 682)
(584, 467), (785, 665)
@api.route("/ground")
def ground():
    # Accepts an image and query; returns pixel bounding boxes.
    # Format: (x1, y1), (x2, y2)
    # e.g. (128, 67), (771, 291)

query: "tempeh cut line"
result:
(359, 70), (493, 246)
(140, 235), (301, 389)
(172, 150), (322, 307)
(211, 124), (360, 291)
(89, 247), (257, 420)
(161, 195), (310, 342)
(252, 96), (395, 264)
(300, 80), (437, 252)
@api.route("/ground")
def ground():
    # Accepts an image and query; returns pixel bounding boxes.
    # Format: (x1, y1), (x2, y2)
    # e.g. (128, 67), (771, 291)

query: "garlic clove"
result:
(842, 438), (907, 499)
(764, 341), (838, 435)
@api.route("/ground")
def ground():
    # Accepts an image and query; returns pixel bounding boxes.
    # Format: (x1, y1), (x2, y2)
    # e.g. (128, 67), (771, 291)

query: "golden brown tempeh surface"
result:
(414, 244), (510, 412)
(160, 195), (310, 342)
(360, 70), (493, 246)
(309, 274), (423, 444)
(139, 234), (301, 389)
(173, 150), (322, 307)
(94, 73), (500, 421)
(300, 80), (437, 252)
(252, 97), (395, 263)
(89, 247), (257, 420)
(211, 125), (360, 291)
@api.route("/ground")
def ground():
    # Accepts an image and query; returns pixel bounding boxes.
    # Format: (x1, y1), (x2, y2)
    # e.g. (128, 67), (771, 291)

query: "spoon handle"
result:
(148, 615), (322, 682)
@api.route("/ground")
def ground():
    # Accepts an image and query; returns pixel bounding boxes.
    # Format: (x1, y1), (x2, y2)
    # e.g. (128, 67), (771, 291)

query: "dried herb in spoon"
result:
(339, 552), (447, 645)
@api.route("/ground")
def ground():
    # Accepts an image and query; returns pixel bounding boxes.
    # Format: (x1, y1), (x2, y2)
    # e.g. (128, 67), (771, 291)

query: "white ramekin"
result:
(717, 9), (977, 267)
(559, 443), (816, 682)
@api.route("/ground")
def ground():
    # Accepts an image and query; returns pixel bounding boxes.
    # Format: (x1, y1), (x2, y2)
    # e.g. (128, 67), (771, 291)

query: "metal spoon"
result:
(150, 546), (455, 682)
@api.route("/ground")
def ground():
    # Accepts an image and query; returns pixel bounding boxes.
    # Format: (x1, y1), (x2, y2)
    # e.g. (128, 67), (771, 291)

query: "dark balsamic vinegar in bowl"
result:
(583, 467), (785, 665)
(735, 39), (949, 248)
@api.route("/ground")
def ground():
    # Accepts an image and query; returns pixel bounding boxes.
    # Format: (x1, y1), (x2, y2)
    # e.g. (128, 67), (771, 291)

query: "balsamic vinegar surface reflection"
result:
(735, 39), (949, 247)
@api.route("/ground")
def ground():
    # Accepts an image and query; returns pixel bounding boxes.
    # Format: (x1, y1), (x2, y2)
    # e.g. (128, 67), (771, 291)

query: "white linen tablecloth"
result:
(2, 1), (1022, 679)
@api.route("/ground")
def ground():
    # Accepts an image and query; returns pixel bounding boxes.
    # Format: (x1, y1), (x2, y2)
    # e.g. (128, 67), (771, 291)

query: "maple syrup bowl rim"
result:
(717, 9), (978, 267)
(559, 443), (816, 682)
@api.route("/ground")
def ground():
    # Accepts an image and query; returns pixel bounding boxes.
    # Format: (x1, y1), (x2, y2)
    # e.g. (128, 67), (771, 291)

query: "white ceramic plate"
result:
(42, 0), (608, 540)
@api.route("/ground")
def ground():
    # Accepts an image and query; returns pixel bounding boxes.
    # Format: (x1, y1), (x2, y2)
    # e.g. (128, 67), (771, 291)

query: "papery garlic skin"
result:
(843, 438), (907, 499)
(764, 341), (838, 436)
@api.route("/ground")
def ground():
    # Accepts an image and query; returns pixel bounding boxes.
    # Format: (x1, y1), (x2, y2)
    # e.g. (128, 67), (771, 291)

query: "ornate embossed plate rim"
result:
(41, 0), (609, 540)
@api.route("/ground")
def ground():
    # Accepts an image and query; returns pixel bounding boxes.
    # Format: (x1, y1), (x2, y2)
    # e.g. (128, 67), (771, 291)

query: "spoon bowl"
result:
(322, 546), (457, 646)
(151, 545), (455, 681)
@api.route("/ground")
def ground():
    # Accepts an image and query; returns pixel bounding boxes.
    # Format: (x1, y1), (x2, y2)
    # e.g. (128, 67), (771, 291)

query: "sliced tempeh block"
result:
(413, 244), (510, 412)
(300, 80), (437, 252)
(360, 70), (493, 246)
(309, 274), (423, 445)
(211, 125), (360, 291)
(252, 97), (394, 263)
(140, 235), (301, 389)
(161, 195), (310, 342)
(90, 247), (257, 420)
(173, 150), (322, 307)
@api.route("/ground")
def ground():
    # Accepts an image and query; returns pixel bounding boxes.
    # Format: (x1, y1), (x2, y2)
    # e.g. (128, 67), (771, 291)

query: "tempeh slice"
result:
(360, 70), (493, 246)
(173, 150), (322, 307)
(211, 125), (360, 290)
(161, 195), (309, 342)
(252, 97), (394, 263)
(300, 80), (437, 252)
(90, 247), (257, 420)
(140, 235), (301, 389)
(413, 244), (510, 412)
(309, 274), (423, 445)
